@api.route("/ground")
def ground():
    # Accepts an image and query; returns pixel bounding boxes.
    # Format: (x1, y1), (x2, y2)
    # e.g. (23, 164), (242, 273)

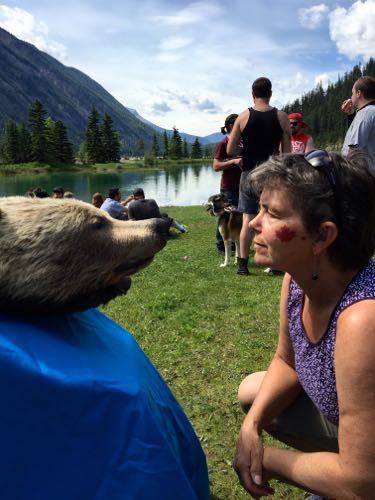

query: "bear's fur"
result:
(0, 196), (168, 313)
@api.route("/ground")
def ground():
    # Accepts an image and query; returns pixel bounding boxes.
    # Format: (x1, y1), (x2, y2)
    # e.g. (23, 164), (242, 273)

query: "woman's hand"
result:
(233, 421), (274, 498)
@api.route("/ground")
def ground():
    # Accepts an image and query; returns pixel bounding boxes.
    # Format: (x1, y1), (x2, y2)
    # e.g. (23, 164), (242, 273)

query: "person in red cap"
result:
(288, 113), (314, 154)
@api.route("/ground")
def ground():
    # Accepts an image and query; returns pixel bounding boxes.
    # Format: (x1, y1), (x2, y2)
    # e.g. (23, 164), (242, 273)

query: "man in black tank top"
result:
(227, 77), (291, 275)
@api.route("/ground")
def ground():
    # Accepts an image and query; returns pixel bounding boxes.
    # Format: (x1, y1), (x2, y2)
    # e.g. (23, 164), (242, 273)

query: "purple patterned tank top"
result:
(288, 259), (375, 425)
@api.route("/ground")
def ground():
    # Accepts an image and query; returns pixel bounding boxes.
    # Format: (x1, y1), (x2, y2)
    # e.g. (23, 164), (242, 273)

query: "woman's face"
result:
(250, 186), (314, 272)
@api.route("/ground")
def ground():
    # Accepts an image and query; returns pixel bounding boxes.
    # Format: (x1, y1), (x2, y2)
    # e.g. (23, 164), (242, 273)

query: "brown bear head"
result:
(0, 196), (169, 314)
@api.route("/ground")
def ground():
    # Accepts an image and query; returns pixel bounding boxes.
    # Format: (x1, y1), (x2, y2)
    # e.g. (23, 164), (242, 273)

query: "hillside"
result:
(0, 27), (220, 153)
(283, 58), (375, 148)
(0, 27), (166, 152)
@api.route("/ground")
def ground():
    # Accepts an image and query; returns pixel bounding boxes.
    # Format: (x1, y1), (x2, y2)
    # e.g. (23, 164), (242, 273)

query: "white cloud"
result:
(276, 72), (312, 105)
(159, 36), (192, 51)
(155, 52), (182, 63)
(314, 73), (331, 89)
(0, 5), (67, 59)
(191, 97), (220, 113)
(298, 4), (329, 29)
(329, 0), (375, 60)
(157, 88), (221, 114)
(154, 1), (222, 26)
(149, 101), (173, 115)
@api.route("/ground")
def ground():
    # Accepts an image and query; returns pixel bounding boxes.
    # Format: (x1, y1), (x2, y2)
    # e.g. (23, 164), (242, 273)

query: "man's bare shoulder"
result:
(277, 109), (289, 119)
(237, 108), (250, 129)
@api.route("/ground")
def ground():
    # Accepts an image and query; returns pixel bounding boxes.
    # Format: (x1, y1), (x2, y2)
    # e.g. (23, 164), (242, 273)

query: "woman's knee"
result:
(238, 371), (266, 412)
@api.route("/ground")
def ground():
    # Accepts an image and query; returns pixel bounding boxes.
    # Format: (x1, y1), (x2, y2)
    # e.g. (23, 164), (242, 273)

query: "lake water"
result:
(0, 163), (222, 206)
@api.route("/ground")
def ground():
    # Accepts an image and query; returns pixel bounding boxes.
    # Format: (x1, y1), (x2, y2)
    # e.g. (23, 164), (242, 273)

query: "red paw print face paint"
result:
(275, 225), (296, 242)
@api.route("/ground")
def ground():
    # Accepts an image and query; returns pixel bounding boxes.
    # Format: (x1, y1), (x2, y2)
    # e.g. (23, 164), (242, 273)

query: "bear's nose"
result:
(151, 218), (171, 238)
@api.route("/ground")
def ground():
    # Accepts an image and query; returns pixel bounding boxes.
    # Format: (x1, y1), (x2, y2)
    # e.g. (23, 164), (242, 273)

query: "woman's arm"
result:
(305, 136), (314, 154)
(227, 110), (247, 157)
(262, 299), (375, 499)
(233, 274), (302, 497)
(213, 157), (242, 172)
(277, 111), (292, 154)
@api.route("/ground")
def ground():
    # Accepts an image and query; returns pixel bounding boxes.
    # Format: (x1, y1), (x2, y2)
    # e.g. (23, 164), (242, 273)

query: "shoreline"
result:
(0, 158), (211, 175)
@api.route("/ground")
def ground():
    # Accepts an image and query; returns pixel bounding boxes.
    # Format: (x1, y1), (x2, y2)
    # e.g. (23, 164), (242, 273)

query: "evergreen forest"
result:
(0, 58), (373, 165)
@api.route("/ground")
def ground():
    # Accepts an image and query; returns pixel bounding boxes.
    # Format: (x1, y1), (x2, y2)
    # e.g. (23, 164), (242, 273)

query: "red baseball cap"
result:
(288, 112), (308, 128)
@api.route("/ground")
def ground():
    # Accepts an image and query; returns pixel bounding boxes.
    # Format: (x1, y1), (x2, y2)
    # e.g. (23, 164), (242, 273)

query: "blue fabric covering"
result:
(0, 309), (209, 499)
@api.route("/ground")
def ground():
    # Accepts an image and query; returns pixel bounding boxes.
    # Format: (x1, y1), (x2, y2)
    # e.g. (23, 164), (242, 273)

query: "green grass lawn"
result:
(102, 206), (305, 499)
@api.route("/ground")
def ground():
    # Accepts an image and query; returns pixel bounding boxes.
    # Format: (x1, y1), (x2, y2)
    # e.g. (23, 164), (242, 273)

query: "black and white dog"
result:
(206, 193), (242, 267)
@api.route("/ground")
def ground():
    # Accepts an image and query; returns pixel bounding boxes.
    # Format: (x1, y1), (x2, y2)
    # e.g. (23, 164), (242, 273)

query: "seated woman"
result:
(233, 149), (375, 499)
(91, 192), (104, 209)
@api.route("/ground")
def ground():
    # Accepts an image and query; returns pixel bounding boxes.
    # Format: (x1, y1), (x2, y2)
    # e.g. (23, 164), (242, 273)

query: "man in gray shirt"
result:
(128, 188), (186, 233)
(341, 76), (375, 174)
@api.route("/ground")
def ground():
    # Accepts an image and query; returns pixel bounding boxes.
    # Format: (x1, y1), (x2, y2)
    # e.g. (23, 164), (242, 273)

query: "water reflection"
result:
(0, 164), (222, 206)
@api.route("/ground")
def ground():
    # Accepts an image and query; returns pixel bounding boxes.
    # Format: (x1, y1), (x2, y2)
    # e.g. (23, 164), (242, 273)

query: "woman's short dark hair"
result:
(249, 150), (375, 270)
(220, 113), (238, 135)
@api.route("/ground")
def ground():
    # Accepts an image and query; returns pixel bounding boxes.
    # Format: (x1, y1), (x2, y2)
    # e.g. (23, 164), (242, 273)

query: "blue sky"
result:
(0, 0), (374, 136)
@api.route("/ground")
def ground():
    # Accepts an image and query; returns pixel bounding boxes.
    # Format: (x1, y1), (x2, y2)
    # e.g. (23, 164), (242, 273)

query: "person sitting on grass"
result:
(52, 186), (65, 199)
(26, 187), (49, 198)
(233, 149), (375, 499)
(128, 187), (187, 233)
(100, 187), (133, 220)
(91, 192), (104, 209)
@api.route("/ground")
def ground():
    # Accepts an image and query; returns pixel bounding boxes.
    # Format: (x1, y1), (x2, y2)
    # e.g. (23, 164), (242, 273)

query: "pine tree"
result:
(151, 133), (160, 157)
(100, 113), (121, 162)
(191, 137), (202, 159)
(44, 117), (57, 163)
(29, 99), (47, 162)
(85, 106), (103, 163)
(163, 130), (169, 159)
(77, 142), (89, 164)
(182, 138), (189, 158)
(136, 139), (145, 157)
(2, 121), (19, 163)
(54, 120), (74, 163)
(203, 144), (213, 158)
(169, 127), (182, 159)
(18, 122), (32, 163)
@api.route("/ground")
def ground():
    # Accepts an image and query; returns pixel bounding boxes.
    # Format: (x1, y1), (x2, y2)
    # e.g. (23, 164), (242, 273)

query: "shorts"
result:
(220, 189), (239, 207)
(268, 391), (338, 453)
(238, 170), (259, 215)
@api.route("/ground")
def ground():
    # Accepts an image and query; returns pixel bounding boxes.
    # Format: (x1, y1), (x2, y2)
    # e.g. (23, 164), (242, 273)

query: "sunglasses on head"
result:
(304, 149), (336, 188)
(304, 149), (341, 229)
(290, 121), (299, 126)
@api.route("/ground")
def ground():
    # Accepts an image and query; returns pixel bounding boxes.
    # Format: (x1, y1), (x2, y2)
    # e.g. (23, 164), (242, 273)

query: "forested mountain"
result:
(0, 27), (219, 154)
(283, 58), (375, 149)
(0, 27), (165, 153)
(1, 25), (373, 155)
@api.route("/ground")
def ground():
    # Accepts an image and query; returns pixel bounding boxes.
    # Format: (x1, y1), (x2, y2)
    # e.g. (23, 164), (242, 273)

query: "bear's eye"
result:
(92, 217), (107, 230)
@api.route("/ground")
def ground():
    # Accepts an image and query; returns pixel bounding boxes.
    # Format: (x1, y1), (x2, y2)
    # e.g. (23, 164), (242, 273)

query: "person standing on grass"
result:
(288, 112), (314, 153)
(341, 75), (375, 174)
(233, 149), (375, 499)
(227, 77), (291, 276)
(212, 113), (242, 255)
